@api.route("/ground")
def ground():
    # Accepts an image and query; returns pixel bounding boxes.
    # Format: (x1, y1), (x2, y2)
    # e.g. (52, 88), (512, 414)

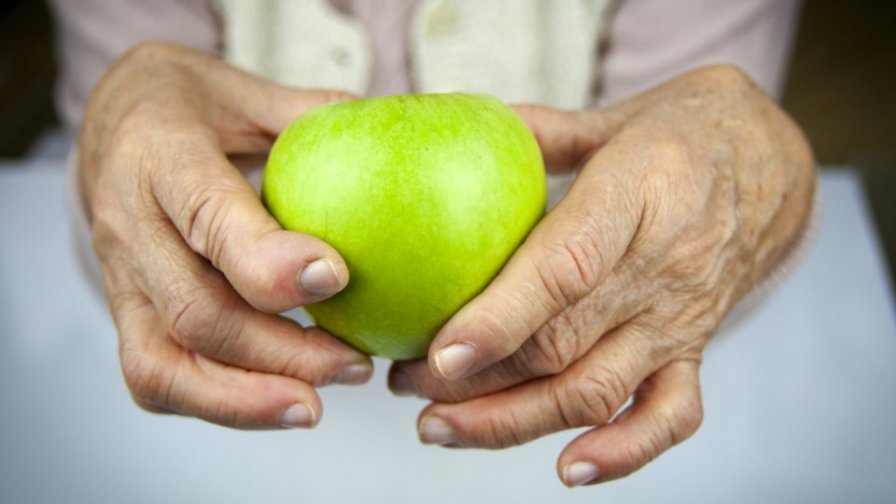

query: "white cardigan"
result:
(216, 0), (615, 108)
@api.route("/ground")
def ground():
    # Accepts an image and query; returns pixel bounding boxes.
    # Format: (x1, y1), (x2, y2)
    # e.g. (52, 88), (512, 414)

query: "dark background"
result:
(2, 0), (895, 279)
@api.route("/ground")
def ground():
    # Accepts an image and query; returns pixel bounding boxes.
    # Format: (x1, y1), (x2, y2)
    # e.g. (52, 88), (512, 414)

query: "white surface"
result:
(1, 156), (894, 503)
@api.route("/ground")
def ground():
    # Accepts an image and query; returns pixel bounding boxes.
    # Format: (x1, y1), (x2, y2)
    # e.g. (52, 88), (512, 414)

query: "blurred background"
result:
(1, 0), (895, 273)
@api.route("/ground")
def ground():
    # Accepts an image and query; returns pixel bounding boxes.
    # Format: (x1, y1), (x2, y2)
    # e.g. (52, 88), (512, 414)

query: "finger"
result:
(201, 51), (355, 136)
(113, 44), (354, 155)
(249, 86), (355, 134)
(557, 360), (703, 487)
(116, 293), (325, 429)
(427, 147), (643, 381)
(390, 265), (649, 402)
(213, 85), (355, 150)
(389, 297), (615, 401)
(133, 210), (371, 387)
(415, 322), (662, 448)
(511, 104), (606, 173)
(150, 131), (349, 313)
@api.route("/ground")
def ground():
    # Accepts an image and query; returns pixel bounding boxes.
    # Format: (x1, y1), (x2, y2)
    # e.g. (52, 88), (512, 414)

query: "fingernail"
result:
(388, 369), (417, 397)
(434, 343), (476, 379)
(562, 461), (599, 487)
(299, 258), (346, 297)
(279, 403), (316, 428)
(332, 363), (372, 385)
(419, 416), (456, 445)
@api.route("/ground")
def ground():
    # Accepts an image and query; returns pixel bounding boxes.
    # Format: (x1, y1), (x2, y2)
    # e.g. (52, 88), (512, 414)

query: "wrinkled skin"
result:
(387, 65), (816, 487)
(81, 42), (815, 486)
(79, 42), (375, 429)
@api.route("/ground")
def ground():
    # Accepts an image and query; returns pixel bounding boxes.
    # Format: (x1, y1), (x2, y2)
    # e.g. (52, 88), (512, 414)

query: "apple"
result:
(262, 93), (546, 359)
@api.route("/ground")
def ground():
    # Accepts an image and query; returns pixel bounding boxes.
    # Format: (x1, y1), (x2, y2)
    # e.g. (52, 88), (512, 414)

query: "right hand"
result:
(79, 42), (372, 429)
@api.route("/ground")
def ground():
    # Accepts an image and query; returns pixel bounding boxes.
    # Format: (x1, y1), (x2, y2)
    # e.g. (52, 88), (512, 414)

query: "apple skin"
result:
(262, 93), (546, 360)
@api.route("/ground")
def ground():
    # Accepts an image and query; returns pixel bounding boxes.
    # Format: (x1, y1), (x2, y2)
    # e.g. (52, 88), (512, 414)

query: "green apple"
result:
(262, 93), (546, 360)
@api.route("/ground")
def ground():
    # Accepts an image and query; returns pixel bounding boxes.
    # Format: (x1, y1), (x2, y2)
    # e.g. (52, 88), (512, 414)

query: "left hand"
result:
(388, 65), (816, 486)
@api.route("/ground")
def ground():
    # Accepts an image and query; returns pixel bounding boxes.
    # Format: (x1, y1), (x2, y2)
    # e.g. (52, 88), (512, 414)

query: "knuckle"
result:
(181, 183), (238, 267)
(644, 140), (701, 208)
(679, 406), (704, 441)
(636, 148), (722, 253)
(108, 100), (185, 158)
(635, 137), (700, 216)
(277, 349), (329, 387)
(668, 396), (704, 442)
(244, 246), (297, 306)
(166, 288), (229, 352)
(695, 64), (754, 92)
(169, 295), (207, 349)
(276, 350), (308, 382)
(520, 315), (581, 375)
(556, 366), (629, 426)
(619, 436), (662, 477)
(287, 326), (358, 384)
(206, 395), (245, 429)
(474, 412), (529, 449)
(647, 134), (693, 172)
(684, 404), (704, 438)
(112, 102), (158, 142)
(536, 220), (605, 306)
(618, 396), (704, 474)
(432, 385), (474, 404)
(119, 342), (174, 408)
(99, 105), (232, 270)
(120, 41), (180, 65)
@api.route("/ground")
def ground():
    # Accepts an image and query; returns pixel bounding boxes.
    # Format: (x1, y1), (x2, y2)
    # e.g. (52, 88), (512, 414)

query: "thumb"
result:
(151, 126), (349, 313)
(427, 147), (643, 380)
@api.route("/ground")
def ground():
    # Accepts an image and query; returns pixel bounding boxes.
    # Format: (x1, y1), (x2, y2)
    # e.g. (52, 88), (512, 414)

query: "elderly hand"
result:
(389, 65), (816, 486)
(79, 42), (373, 429)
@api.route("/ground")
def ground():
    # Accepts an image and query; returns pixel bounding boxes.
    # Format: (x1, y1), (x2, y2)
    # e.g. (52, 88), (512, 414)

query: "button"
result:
(424, 1), (458, 36)
(331, 46), (352, 66)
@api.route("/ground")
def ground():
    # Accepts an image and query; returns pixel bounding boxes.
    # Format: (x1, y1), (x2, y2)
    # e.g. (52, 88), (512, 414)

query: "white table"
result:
(1, 148), (894, 503)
